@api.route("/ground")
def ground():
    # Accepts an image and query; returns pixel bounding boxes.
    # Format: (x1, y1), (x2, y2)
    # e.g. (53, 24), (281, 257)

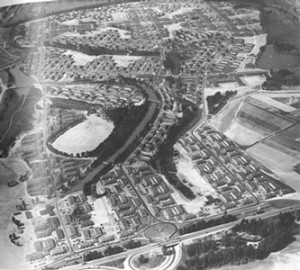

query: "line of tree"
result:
(179, 214), (237, 235)
(123, 240), (142, 249)
(47, 41), (160, 57)
(83, 245), (124, 262)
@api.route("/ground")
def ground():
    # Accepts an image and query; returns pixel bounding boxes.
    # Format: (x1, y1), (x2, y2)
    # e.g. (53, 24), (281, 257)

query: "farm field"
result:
(273, 93), (300, 109)
(211, 95), (295, 140)
(236, 99), (294, 135)
(247, 142), (300, 193)
(270, 123), (300, 152)
(251, 93), (296, 112)
(209, 97), (243, 133)
(225, 121), (265, 146)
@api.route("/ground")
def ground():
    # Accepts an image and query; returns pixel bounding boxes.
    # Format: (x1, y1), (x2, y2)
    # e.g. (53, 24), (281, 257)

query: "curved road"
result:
(60, 244), (182, 270)
(125, 244), (182, 270)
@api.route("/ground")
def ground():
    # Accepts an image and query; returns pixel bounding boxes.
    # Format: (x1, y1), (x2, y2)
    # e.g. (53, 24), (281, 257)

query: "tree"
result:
(138, 254), (149, 264)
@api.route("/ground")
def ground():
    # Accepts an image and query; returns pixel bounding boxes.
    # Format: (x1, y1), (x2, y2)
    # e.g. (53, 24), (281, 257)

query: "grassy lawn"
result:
(100, 257), (126, 268)
(144, 223), (177, 240)
(269, 199), (300, 209)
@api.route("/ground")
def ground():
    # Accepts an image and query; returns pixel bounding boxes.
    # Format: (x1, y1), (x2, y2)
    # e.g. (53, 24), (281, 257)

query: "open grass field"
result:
(132, 254), (165, 270)
(52, 114), (114, 155)
(268, 199), (300, 209)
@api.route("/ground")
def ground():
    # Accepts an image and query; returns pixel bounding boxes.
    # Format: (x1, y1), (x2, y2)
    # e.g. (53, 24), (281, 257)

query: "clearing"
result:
(240, 75), (266, 88)
(163, 7), (194, 19)
(63, 50), (100, 65)
(52, 114), (114, 155)
(60, 19), (79, 25)
(164, 23), (182, 39)
(112, 55), (142, 67)
(111, 11), (128, 22)
(175, 156), (218, 197)
(160, 172), (208, 214)
(243, 34), (267, 55)
(90, 197), (110, 225)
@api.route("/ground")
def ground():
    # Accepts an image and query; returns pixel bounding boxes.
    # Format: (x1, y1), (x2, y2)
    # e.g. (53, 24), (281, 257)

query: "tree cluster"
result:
(163, 52), (184, 75)
(89, 102), (150, 162)
(123, 240), (142, 249)
(207, 90), (236, 115)
(152, 103), (202, 200)
(233, 212), (296, 240)
(179, 212), (298, 270)
(262, 69), (300, 90)
(138, 254), (149, 264)
(83, 250), (103, 262)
